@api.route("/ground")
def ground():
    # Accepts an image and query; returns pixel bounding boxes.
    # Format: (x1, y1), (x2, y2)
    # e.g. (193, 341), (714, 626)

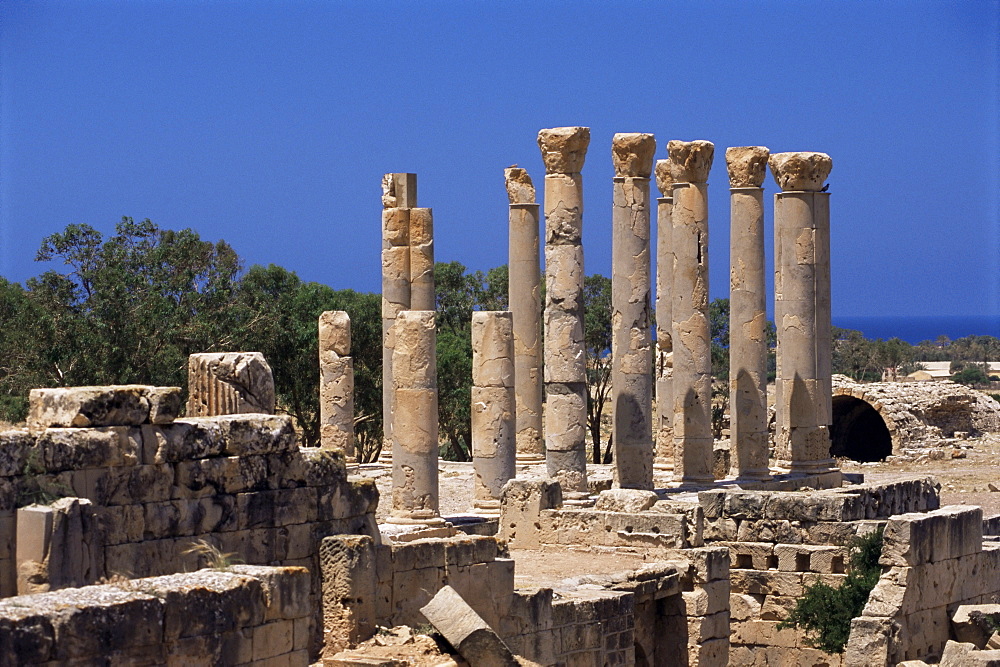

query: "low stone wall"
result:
(845, 505), (1000, 665)
(0, 565), (312, 666)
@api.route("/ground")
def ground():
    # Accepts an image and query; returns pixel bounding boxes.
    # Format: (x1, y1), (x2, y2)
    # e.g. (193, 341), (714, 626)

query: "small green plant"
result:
(183, 539), (242, 570)
(779, 526), (884, 654)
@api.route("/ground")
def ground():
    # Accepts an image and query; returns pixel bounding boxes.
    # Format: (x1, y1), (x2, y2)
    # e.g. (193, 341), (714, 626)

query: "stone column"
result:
(538, 126), (591, 498)
(381, 173), (417, 460)
(388, 310), (443, 524)
(319, 310), (355, 458)
(409, 207), (435, 311)
(505, 167), (544, 462)
(611, 133), (656, 490)
(471, 311), (516, 514)
(654, 160), (675, 472)
(187, 352), (275, 416)
(769, 152), (835, 474)
(726, 147), (771, 481)
(668, 140), (715, 484)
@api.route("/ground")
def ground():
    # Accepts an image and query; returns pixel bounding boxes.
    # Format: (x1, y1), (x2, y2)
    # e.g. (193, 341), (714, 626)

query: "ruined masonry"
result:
(654, 158), (675, 472)
(319, 310), (355, 459)
(186, 351), (276, 417)
(471, 310), (516, 514)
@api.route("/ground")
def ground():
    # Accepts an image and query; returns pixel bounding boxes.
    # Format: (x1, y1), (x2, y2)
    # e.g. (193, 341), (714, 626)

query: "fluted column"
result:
(726, 147), (771, 480)
(539, 126), (591, 498)
(611, 133), (656, 490)
(319, 310), (355, 459)
(389, 310), (444, 524)
(506, 167), (544, 462)
(380, 173), (417, 461)
(654, 160), (674, 472)
(471, 311), (516, 514)
(669, 140), (715, 484)
(770, 152), (835, 474)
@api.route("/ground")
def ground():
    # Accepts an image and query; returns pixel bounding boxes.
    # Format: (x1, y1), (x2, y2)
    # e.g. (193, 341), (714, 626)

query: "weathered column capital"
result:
(726, 146), (770, 188)
(655, 159), (674, 198)
(504, 166), (536, 204)
(381, 173), (417, 209)
(667, 140), (714, 184)
(768, 152), (832, 191)
(612, 133), (656, 178)
(537, 126), (590, 174)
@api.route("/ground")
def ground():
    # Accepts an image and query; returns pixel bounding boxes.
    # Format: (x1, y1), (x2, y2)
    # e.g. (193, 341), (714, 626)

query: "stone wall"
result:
(845, 505), (1000, 665)
(0, 565), (313, 666)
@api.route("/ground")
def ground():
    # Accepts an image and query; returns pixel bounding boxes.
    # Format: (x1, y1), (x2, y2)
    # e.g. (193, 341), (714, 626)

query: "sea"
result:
(832, 316), (1000, 345)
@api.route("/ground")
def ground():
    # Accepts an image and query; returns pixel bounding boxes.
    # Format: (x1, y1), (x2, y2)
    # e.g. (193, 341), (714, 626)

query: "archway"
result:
(830, 395), (892, 462)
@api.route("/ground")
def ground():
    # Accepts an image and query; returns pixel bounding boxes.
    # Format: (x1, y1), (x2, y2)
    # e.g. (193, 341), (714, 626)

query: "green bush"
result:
(778, 526), (884, 653)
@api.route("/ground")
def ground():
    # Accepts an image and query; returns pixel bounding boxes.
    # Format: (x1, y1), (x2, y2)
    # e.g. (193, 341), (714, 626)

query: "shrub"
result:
(778, 526), (884, 653)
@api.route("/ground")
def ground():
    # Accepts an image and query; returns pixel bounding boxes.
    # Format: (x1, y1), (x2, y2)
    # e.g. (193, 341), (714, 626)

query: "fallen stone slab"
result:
(28, 385), (181, 430)
(952, 605), (1000, 648)
(419, 585), (519, 667)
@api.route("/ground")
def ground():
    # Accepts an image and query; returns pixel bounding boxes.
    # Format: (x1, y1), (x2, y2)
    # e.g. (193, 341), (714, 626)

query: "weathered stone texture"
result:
(319, 311), (354, 456)
(768, 151), (833, 192)
(28, 386), (180, 431)
(186, 352), (275, 417)
(667, 140), (714, 184)
(725, 146), (769, 188)
(504, 166), (536, 205)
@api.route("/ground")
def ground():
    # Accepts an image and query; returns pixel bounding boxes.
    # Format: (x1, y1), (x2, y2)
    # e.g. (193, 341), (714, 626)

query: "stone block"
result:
(38, 426), (133, 472)
(881, 505), (983, 566)
(215, 414), (298, 457)
(681, 580), (729, 616)
(687, 611), (729, 643)
(729, 570), (803, 597)
(952, 605), (1000, 649)
(28, 385), (181, 430)
(186, 352), (275, 416)
(319, 311), (351, 356)
(421, 585), (520, 667)
(0, 430), (36, 477)
(594, 489), (658, 513)
(844, 616), (895, 667)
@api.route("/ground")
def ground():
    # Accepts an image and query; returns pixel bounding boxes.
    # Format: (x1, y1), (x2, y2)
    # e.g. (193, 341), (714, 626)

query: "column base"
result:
(562, 493), (596, 508)
(787, 458), (837, 475)
(385, 513), (446, 526)
(735, 468), (772, 482)
(471, 499), (501, 517)
(516, 452), (545, 464)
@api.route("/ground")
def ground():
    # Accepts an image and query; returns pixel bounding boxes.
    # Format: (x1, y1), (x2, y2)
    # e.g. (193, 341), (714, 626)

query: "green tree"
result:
(709, 298), (730, 381)
(952, 363), (990, 387)
(583, 274), (613, 464)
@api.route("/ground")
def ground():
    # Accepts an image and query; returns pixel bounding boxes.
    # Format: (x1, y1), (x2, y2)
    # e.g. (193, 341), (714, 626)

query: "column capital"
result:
(667, 140), (714, 184)
(612, 133), (656, 177)
(537, 126), (590, 174)
(726, 146), (770, 188)
(504, 166), (536, 204)
(768, 152), (832, 191)
(655, 159), (674, 197)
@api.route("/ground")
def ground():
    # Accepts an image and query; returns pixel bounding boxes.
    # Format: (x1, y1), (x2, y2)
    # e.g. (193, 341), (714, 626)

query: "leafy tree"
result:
(583, 274), (613, 463)
(709, 298), (730, 381)
(952, 363), (990, 387)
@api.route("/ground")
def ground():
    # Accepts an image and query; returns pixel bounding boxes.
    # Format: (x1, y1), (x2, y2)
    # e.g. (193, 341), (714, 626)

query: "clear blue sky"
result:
(2, 1), (998, 318)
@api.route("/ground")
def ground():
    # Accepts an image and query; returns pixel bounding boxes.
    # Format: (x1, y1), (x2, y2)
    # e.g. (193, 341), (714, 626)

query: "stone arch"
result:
(831, 394), (893, 462)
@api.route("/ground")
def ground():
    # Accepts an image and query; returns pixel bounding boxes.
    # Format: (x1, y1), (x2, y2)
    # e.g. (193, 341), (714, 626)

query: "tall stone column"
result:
(381, 173), (417, 460)
(726, 147), (771, 481)
(611, 133), (656, 490)
(506, 167), (544, 463)
(538, 126), (591, 498)
(769, 152), (835, 474)
(319, 310), (355, 459)
(471, 311), (516, 514)
(654, 160), (675, 472)
(389, 310), (443, 524)
(669, 140), (715, 484)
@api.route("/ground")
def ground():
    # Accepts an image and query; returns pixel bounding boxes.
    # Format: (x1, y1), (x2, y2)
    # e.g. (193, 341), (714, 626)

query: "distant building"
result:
(906, 361), (1000, 381)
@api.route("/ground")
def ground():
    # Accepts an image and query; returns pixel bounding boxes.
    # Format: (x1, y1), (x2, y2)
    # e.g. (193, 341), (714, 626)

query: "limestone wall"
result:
(845, 505), (1000, 665)
(0, 565), (312, 666)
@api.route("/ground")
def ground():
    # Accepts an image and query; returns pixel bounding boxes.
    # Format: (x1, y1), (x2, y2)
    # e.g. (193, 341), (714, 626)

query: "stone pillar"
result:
(186, 352), (275, 416)
(381, 173), (417, 460)
(388, 309), (443, 524)
(409, 207), (435, 311)
(471, 311), (516, 514)
(611, 133), (656, 490)
(668, 140), (715, 484)
(769, 152), (835, 474)
(726, 147), (771, 481)
(538, 126), (591, 498)
(505, 167), (544, 463)
(654, 160), (675, 472)
(319, 310), (355, 458)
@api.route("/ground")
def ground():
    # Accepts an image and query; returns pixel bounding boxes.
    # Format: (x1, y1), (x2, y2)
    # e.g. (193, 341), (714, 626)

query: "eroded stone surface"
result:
(768, 152), (832, 191)
(667, 140), (714, 184)
(537, 127), (590, 174)
(725, 146), (770, 188)
(504, 166), (536, 205)
(28, 386), (181, 430)
(655, 159), (674, 197)
(187, 353), (275, 417)
(612, 133), (656, 178)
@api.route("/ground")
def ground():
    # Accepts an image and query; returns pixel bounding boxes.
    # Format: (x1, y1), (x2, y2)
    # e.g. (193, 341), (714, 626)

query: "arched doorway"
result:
(830, 395), (892, 462)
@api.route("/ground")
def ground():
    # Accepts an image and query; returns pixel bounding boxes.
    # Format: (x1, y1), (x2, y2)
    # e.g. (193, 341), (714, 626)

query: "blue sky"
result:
(2, 1), (998, 318)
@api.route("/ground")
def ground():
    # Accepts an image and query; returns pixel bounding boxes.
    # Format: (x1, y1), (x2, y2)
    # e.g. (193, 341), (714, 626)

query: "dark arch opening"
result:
(831, 395), (893, 462)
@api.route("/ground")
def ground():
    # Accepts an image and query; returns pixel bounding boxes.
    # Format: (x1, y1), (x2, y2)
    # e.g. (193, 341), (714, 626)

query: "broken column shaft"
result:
(505, 167), (544, 463)
(319, 310), (355, 459)
(471, 311), (516, 514)
(611, 133), (656, 490)
(389, 309), (443, 524)
(654, 160), (674, 472)
(726, 147), (771, 480)
(770, 152), (835, 474)
(669, 140), (715, 484)
(380, 173), (417, 460)
(539, 126), (591, 498)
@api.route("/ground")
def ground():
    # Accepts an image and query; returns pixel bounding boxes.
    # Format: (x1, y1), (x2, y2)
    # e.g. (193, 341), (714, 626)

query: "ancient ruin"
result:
(4, 126), (1000, 667)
